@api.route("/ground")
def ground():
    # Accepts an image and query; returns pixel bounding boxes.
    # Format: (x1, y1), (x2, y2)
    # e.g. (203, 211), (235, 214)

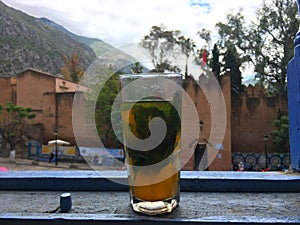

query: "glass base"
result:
(131, 198), (178, 215)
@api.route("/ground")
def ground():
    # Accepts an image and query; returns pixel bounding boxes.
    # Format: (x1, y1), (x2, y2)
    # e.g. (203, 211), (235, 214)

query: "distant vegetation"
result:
(139, 0), (298, 97)
(0, 102), (35, 156)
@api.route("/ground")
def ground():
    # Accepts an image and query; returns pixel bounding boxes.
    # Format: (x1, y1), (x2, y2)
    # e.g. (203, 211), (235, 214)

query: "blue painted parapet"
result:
(287, 0), (300, 171)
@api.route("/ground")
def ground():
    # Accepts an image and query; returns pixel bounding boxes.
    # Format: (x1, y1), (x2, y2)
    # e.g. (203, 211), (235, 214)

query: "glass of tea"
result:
(119, 73), (182, 215)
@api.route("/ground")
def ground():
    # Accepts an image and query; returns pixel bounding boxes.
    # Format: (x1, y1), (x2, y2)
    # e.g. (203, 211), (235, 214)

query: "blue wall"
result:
(287, 32), (300, 171)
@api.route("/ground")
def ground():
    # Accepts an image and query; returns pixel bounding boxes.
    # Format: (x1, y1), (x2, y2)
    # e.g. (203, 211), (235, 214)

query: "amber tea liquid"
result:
(121, 100), (181, 215)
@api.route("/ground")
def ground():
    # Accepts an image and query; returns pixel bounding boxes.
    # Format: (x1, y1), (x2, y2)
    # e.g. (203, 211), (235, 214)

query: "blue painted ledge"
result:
(0, 171), (299, 192)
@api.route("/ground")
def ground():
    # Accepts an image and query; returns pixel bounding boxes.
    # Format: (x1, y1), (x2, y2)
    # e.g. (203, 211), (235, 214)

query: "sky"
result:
(2, 0), (266, 78)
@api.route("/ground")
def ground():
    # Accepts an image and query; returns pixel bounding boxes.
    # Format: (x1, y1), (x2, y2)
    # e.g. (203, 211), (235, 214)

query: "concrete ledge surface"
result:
(0, 191), (300, 224)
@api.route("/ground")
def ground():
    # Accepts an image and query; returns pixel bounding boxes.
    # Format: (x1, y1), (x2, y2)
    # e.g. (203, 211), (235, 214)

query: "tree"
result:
(194, 28), (213, 75)
(197, 28), (212, 47)
(253, 0), (298, 96)
(271, 112), (289, 153)
(0, 102), (35, 155)
(196, 26), (242, 90)
(60, 51), (85, 82)
(95, 72), (121, 146)
(223, 43), (243, 94)
(86, 67), (122, 147)
(178, 36), (196, 78)
(140, 25), (182, 73)
(130, 62), (144, 74)
(216, 0), (299, 96)
(210, 44), (221, 83)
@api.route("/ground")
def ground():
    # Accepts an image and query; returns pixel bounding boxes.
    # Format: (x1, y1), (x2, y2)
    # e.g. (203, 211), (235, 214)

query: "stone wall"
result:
(0, 69), (86, 151)
(181, 74), (288, 170)
(231, 84), (288, 154)
(0, 69), (289, 170)
(41, 92), (77, 145)
(0, 77), (14, 106)
(182, 74), (232, 171)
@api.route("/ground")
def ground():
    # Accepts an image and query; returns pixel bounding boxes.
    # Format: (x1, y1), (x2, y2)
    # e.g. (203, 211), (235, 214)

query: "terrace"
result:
(0, 170), (299, 224)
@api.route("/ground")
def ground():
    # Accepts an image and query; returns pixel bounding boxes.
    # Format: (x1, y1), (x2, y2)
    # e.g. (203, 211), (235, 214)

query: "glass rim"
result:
(119, 73), (182, 79)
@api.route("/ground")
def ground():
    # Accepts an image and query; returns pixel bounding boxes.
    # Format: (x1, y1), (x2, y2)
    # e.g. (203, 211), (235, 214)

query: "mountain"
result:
(39, 17), (144, 72)
(39, 17), (116, 57)
(0, 1), (147, 77)
(0, 2), (99, 77)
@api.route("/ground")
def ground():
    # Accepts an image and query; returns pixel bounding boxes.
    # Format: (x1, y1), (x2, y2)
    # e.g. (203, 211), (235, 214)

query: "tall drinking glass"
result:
(119, 73), (182, 215)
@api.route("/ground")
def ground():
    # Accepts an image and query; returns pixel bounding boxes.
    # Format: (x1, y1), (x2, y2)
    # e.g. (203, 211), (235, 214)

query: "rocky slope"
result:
(39, 17), (117, 58)
(0, 1), (98, 77)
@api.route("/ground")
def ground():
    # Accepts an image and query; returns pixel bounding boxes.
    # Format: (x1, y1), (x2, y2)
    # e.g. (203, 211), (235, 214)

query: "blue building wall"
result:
(287, 31), (300, 171)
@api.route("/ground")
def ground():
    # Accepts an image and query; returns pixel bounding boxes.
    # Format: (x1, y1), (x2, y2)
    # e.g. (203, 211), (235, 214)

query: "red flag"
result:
(201, 49), (207, 69)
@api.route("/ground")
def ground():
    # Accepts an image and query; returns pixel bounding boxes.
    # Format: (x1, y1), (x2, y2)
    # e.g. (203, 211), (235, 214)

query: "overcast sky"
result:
(2, 0), (265, 47)
(2, 0), (266, 78)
